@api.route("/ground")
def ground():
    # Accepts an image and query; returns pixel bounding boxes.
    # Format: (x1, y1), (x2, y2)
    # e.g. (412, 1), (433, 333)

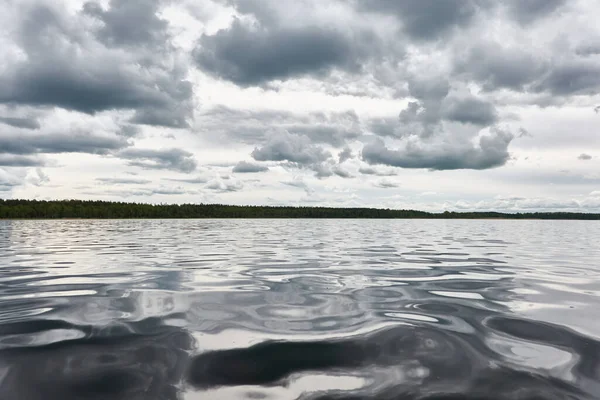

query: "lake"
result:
(0, 219), (599, 399)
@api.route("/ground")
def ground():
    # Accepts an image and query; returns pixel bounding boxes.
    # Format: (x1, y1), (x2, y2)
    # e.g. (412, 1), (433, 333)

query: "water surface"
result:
(1, 219), (599, 399)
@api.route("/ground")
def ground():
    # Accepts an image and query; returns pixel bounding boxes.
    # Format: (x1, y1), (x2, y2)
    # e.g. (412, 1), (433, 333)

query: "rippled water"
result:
(1, 219), (600, 399)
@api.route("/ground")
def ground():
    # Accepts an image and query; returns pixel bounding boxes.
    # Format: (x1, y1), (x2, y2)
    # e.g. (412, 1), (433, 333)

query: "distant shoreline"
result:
(1, 199), (599, 220)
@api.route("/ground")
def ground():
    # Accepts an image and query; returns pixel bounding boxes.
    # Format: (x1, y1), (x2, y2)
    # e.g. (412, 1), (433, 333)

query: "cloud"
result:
(194, 18), (366, 86)
(358, 166), (396, 176)
(453, 42), (548, 92)
(357, 0), (478, 41)
(163, 176), (209, 184)
(333, 166), (352, 178)
(0, 116), (40, 130)
(532, 61), (600, 96)
(373, 178), (399, 189)
(0, 168), (24, 191)
(199, 106), (361, 147)
(362, 129), (514, 171)
(82, 0), (169, 48)
(232, 161), (269, 173)
(504, 0), (567, 25)
(441, 96), (498, 126)
(117, 148), (198, 173)
(578, 153), (593, 161)
(0, 132), (128, 156)
(338, 147), (353, 163)
(82, 186), (193, 198)
(26, 168), (50, 187)
(96, 177), (152, 185)
(0, 1), (192, 127)
(252, 131), (331, 166)
(205, 178), (243, 192)
(0, 154), (44, 167)
(281, 176), (314, 195)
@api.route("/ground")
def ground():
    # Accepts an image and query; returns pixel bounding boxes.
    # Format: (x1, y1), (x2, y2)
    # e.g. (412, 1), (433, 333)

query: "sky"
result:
(0, 0), (599, 212)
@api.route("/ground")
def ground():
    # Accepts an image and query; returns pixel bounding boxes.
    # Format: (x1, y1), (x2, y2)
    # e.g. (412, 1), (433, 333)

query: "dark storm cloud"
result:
(117, 148), (198, 173)
(362, 130), (513, 171)
(96, 177), (152, 185)
(194, 19), (362, 86)
(356, 0), (478, 40)
(0, 116), (40, 130)
(232, 161), (269, 173)
(0, 155), (44, 167)
(578, 154), (592, 161)
(251, 131), (331, 165)
(0, 2), (192, 128)
(199, 106), (361, 147)
(0, 132), (128, 155)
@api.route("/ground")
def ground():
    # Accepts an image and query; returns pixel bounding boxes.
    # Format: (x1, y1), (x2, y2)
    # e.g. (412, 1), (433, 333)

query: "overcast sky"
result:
(1, 0), (599, 212)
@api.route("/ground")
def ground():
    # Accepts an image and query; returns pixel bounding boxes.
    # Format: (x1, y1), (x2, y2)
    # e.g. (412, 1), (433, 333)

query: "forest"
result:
(1, 199), (599, 220)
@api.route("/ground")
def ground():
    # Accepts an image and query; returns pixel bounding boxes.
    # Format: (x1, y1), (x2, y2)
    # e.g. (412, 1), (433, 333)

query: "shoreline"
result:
(2, 200), (599, 220)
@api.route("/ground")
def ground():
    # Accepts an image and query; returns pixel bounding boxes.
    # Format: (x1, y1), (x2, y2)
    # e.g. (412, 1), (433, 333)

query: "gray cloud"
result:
(205, 179), (243, 192)
(83, 186), (192, 198)
(338, 147), (353, 163)
(117, 148), (198, 173)
(232, 161), (269, 173)
(532, 61), (600, 96)
(357, 0), (478, 40)
(96, 177), (152, 185)
(578, 153), (593, 161)
(0, 132), (128, 156)
(333, 166), (353, 179)
(0, 2), (192, 127)
(377, 77), (500, 141)
(27, 168), (50, 187)
(163, 176), (209, 184)
(362, 130), (513, 170)
(252, 131), (331, 165)
(281, 177), (314, 196)
(82, 0), (169, 48)
(0, 116), (40, 130)
(454, 42), (547, 92)
(358, 166), (396, 176)
(194, 18), (363, 86)
(441, 96), (498, 125)
(199, 106), (361, 147)
(0, 168), (26, 192)
(577, 42), (600, 57)
(373, 178), (400, 189)
(504, 0), (567, 25)
(0, 154), (44, 167)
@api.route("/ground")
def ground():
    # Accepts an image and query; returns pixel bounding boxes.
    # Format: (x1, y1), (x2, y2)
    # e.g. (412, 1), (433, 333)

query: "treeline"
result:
(1, 199), (599, 220)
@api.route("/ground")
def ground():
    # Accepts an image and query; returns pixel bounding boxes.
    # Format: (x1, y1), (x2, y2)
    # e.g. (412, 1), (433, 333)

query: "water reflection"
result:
(1, 317), (596, 399)
(0, 219), (599, 399)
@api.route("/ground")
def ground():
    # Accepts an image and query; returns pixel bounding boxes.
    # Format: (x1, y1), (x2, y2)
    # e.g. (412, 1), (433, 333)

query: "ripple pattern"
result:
(1, 219), (600, 399)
